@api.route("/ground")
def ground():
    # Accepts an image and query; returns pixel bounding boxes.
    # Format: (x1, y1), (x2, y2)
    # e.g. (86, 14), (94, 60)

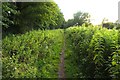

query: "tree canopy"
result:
(64, 11), (91, 28)
(2, 1), (65, 34)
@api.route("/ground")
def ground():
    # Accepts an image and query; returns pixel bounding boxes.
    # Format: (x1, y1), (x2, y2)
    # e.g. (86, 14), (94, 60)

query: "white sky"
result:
(54, 0), (120, 25)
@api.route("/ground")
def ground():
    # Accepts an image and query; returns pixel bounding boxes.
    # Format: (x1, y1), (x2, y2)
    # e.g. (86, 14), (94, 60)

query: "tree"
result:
(102, 22), (115, 29)
(64, 11), (91, 28)
(2, 1), (65, 34)
(101, 18), (118, 29)
(2, 2), (18, 34)
(15, 2), (65, 32)
(73, 11), (90, 26)
(115, 20), (120, 29)
(53, 12), (65, 29)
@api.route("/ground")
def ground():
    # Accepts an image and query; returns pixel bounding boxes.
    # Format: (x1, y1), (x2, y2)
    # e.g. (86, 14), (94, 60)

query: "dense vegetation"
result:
(1, 1), (120, 79)
(64, 11), (91, 28)
(2, 29), (64, 78)
(2, 25), (120, 78)
(2, 2), (65, 35)
(65, 26), (120, 78)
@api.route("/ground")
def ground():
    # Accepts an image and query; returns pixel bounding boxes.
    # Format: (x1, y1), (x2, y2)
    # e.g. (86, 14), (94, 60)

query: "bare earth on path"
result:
(58, 33), (66, 78)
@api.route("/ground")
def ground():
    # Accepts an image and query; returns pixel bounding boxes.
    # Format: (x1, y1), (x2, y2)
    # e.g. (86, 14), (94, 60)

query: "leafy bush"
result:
(2, 25), (120, 78)
(2, 29), (64, 78)
(65, 26), (120, 78)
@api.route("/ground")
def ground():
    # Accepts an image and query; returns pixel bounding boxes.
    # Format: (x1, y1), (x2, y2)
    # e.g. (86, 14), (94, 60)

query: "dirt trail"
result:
(58, 33), (65, 78)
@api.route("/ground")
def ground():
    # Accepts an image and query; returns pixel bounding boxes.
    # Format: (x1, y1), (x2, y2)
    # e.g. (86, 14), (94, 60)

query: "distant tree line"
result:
(102, 18), (120, 29)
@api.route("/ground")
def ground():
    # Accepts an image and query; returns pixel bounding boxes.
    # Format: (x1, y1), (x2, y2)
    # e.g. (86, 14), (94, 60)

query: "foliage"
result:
(2, 29), (64, 78)
(65, 26), (120, 78)
(109, 30), (120, 78)
(2, 2), (65, 34)
(73, 11), (91, 25)
(16, 2), (65, 31)
(116, 23), (120, 29)
(64, 19), (75, 28)
(2, 2), (18, 32)
(64, 11), (91, 28)
(2, 24), (120, 78)
(102, 22), (116, 29)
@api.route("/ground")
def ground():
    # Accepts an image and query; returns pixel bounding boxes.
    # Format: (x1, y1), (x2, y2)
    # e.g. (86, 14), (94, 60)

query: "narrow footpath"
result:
(58, 32), (66, 78)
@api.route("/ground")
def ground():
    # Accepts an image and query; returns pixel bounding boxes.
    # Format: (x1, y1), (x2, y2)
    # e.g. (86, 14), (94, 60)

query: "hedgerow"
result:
(2, 25), (120, 78)
(65, 25), (120, 78)
(2, 29), (64, 78)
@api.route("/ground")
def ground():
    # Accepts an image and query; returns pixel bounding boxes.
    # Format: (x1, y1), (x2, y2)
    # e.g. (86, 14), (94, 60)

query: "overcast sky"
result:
(54, 0), (120, 25)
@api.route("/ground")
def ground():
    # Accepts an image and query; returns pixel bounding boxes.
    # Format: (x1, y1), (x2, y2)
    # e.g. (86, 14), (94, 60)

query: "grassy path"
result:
(58, 30), (66, 78)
